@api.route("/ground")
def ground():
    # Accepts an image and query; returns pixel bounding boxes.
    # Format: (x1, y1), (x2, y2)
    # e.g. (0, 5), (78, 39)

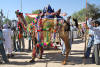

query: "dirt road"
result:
(0, 38), (100, 67)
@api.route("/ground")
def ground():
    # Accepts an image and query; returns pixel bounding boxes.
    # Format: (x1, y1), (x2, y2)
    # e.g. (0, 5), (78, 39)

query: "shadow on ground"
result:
(11, 55), (32, 59)
(1, 50), (93, 65)
(37, 51), (93, 65)
(1, 39), (93, 65)
(70, 50), (84, 55)
(72, 39), (84, 44)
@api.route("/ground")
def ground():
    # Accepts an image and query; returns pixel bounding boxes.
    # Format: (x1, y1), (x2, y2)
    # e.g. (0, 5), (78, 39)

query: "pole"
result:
(21, 0), (22, 12)
(83, 0), (87, 64)
(84, 0), (87, 50)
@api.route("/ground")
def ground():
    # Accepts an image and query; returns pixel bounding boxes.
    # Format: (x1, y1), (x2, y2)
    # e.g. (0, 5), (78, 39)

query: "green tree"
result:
(86, 3), (100, 19)
(72, 8), (86, 22)
(72, 3), (100, 22)
(3, 18), (11, 25)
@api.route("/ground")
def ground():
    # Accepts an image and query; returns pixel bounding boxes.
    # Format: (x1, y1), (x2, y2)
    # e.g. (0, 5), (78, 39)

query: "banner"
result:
(25, 13), (38, 18)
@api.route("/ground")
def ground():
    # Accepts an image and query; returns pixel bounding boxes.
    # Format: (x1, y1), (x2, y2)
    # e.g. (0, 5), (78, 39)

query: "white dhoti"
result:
(3, 29), (13, 54)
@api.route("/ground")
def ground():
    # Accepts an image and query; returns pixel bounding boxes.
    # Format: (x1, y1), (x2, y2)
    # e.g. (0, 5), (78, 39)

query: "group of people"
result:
(61, 17), (100, 65)
(0, 16), (27, 64)
(0, 18), (100, 65)
(84, 18), (100, 65)
(0, 5), (100, 65)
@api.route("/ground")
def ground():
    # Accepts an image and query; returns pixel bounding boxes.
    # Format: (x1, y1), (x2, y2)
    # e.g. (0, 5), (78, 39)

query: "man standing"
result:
(84, 18), (94, 58)
(3, 24), (13, 58)
(0, 26), (9, 64)
(12, 27), (17, 51)
(85, 19), (94, 58)
(28, 25), (34, 51)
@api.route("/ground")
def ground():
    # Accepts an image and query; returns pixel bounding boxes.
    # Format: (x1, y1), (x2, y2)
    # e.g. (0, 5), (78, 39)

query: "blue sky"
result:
(0, 0), (100, 20)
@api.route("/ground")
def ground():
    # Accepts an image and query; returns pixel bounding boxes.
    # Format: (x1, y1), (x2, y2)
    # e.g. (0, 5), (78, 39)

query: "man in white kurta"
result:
(3, 24), (13, 55)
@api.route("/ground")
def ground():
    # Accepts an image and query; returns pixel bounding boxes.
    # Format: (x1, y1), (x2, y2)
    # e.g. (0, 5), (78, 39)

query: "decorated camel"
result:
(16, 5), (71, 65)
(15, 10), (27, 51)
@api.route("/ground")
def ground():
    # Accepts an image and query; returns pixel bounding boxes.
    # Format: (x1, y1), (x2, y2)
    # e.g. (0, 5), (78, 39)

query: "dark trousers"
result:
(13, 39), (17, 51)
(28, 39), (33, 50)
(18, 37), (25, 51)
(85, 36), (94, 58)
(0, 43), (8, 62)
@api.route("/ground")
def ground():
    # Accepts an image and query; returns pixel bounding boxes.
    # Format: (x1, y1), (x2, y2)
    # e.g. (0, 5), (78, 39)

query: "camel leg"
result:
(38, 46), (43, 59)
(61, 32), (71, 65)
(30, 38), (37, 63)
(29, 47), (36, 63)
(62, 39), (71, 65)
(62, 47), (71, 65)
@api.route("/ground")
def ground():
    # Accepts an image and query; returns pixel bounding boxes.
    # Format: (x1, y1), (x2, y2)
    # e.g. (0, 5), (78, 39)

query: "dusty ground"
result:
(0, 38), (100, 67)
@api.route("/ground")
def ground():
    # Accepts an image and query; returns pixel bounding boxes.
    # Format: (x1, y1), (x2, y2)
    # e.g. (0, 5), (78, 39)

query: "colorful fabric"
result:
(17, 22), (26, 39)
